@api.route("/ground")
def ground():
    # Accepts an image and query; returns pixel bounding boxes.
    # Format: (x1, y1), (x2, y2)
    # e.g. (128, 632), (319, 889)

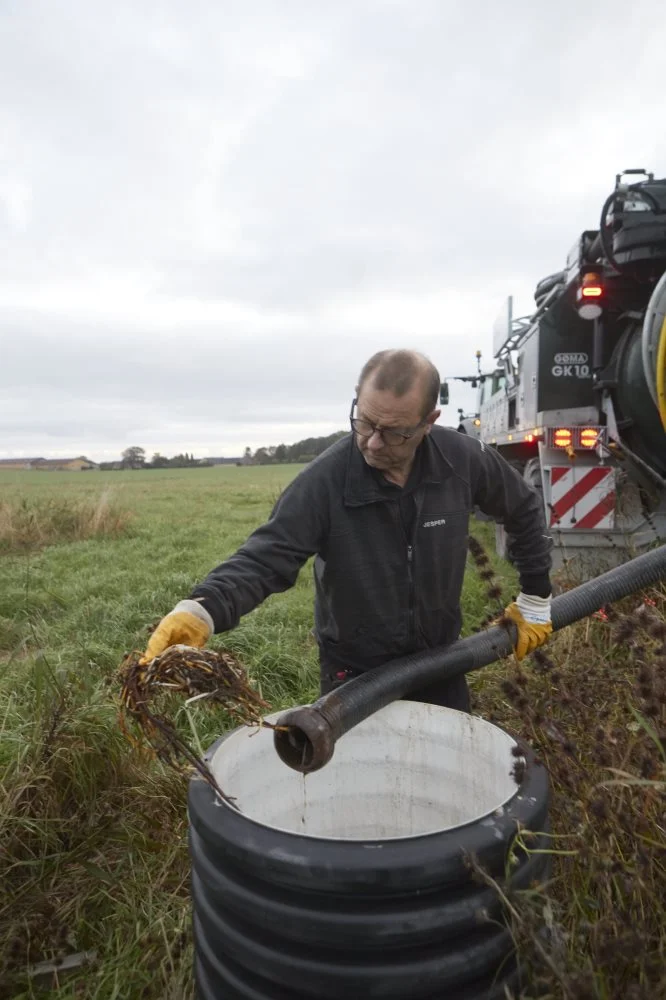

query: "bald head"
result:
(356, 350), (441, 418)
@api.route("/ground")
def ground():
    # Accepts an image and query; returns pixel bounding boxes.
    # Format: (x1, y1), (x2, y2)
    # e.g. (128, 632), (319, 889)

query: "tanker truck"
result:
(441, 168), (666, 575)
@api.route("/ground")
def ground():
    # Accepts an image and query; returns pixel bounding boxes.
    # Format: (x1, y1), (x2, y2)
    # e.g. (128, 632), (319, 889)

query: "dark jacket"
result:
(191, 426), (552, 674)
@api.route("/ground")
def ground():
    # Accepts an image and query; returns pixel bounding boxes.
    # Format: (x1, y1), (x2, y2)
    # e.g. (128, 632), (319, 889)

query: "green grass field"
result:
(0, 466), (325, 1000)
(1, 467), (664, 999)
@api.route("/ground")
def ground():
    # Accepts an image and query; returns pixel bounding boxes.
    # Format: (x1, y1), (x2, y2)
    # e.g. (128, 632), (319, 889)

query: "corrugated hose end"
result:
(273, 706), (336, 774)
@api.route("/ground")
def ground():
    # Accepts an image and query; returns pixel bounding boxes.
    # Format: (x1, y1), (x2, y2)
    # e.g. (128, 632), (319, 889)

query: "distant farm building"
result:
(35, 457), (99, 471)
(0, 457), (44, 470)
(0, 456), (99, 472)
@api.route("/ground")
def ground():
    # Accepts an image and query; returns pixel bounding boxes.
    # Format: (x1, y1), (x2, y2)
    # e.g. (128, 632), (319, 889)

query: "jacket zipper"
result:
(390, 498), (419, 647)
(407, 544), (415, 645)
(408, 489), (427, 646)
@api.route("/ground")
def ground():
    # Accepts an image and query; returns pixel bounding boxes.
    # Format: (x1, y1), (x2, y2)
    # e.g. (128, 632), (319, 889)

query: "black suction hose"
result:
(599, 191), (623, 273)
(274, 545), (666, 773)
(598, 185), (662, 273)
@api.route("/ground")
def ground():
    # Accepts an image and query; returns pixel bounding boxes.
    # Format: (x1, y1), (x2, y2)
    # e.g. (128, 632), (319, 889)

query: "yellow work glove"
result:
(140, 601), (213, 664)
(503, 593), (552, 661)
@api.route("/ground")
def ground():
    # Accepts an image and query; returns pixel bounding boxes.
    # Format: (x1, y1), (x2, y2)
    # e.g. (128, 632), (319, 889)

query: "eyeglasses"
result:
(349, 398), (427, 446)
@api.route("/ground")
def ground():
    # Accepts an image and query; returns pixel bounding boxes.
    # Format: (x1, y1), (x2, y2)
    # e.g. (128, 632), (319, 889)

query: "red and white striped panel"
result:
(549, 466), (615, 530)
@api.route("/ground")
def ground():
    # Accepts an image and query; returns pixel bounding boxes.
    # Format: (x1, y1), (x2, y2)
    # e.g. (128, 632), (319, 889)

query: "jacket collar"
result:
(343, 430), (451, 507)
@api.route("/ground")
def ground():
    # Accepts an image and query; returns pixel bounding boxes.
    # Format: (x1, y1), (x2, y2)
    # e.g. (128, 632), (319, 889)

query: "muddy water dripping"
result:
(301, 773), (307, 828)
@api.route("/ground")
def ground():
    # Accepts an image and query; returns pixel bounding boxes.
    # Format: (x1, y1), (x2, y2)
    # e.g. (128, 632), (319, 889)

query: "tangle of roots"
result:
(119, 644), (277, 803)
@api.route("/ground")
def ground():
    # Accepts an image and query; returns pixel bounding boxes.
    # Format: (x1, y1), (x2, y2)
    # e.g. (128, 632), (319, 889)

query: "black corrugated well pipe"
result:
(274, 544), (666, 774)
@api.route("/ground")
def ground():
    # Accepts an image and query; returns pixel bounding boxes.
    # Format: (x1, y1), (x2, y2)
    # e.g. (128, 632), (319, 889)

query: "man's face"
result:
(354, 381), (439, 473)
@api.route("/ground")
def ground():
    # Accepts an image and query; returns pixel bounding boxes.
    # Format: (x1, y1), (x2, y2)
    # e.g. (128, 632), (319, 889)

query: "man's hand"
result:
(503, 593), (552, 661)
(140, 601), (213, 664)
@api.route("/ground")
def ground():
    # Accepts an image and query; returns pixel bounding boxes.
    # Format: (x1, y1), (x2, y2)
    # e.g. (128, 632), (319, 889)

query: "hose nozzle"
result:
(273, 706), (335, 774)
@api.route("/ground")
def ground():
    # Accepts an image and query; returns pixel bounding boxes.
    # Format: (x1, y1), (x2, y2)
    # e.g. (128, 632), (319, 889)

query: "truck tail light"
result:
(580, 428), (599, 448)
(548, 426), (602, 449)
(577, 271), (604, 319)
(553, 428), (573, 448)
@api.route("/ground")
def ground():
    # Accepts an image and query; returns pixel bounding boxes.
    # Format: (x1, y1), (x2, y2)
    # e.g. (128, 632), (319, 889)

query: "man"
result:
(141, 350), (552, 711)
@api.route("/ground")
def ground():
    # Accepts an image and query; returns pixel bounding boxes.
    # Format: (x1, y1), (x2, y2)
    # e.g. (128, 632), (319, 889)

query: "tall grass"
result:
(0, 491), (132, 553)
(0, 465), (313, 999)
(473, 584), (666, 999)
(0, 653), (192, 999)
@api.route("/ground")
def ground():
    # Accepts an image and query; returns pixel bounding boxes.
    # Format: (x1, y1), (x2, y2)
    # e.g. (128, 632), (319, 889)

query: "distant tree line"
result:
(98, 447), (212, 470)
(98, 433), (348, 471)
(251, 431), (347, 465)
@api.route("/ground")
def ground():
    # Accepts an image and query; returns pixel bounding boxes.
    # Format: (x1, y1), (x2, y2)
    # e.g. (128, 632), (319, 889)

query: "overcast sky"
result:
(2, 0), (666, 461)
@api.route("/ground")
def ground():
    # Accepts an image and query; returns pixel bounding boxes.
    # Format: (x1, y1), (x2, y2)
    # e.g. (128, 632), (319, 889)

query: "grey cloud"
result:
(2, 0), (666, 459)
